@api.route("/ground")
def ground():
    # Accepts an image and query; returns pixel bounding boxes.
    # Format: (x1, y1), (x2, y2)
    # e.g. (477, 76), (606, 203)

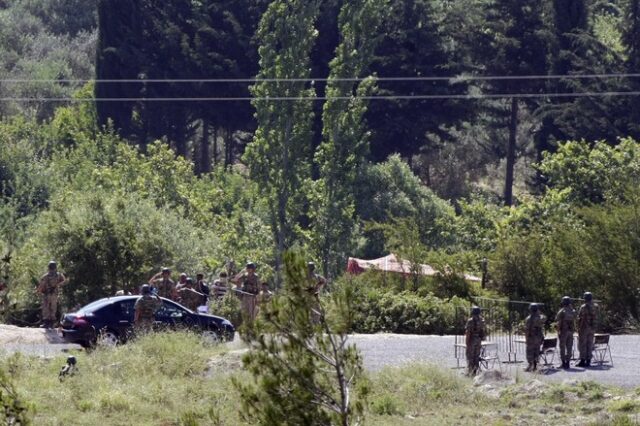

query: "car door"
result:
(115, 299), (136, 335)
(154, 299), (191, 330)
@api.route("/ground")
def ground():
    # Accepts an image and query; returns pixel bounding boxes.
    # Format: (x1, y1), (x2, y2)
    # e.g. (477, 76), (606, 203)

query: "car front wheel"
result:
(201, 328), (221, 345)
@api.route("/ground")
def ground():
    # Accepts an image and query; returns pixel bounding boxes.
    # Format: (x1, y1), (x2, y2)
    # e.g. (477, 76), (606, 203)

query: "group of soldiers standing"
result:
(36, 259), (326, 329)
(464, 292), (599, 376)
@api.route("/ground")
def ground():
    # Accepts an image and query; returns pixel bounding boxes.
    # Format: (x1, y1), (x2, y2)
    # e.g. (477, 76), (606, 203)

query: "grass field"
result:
(3, 332), (640, 425)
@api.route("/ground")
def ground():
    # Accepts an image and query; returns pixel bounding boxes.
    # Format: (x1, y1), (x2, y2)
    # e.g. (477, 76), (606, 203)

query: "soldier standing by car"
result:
(465, 306), (485, 376)
(577, 292), (597, 367)
(177, 277), (205, 311)
(555, 296), (575, 369)
(36, 261), (67, 328)
(134, 284), (162, 332)
(194, 273), (210, 311)
(232, 262), (260, 324)
(148, 267), (176, 300)
(524, 303), (545, 372)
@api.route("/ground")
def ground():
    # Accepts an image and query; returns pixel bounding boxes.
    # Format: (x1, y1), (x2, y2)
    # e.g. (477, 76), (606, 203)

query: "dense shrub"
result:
(333, 275), (470, 335)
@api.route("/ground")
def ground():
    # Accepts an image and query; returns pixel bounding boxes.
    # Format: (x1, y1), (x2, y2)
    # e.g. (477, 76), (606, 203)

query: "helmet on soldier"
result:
(308, 262), (316, 271)
(471, 306), (481, 316)
(561, 296), (571, 306)
(186, 277), (194, 285)
(161, 267), (171, 274)
(583, 292), (593, 302)
(141, 284), (151, 295)
(529, 303), (538, 313)
(48, 261), (57, 270)
(246, 262), (256, 270)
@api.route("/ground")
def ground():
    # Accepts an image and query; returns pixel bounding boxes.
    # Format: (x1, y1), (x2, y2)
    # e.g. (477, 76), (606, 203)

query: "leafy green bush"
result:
(333, 276), (469, 334)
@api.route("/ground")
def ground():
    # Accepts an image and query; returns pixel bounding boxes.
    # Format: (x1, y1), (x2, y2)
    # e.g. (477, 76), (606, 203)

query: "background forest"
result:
(1, 0), (640, 331)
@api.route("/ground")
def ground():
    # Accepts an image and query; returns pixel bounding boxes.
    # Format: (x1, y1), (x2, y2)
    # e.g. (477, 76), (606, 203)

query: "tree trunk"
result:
(225, 127), (234, 166)
(504, 98), (519, 206)
(199, 118), (211, 175)
(212, 126), (218, 166)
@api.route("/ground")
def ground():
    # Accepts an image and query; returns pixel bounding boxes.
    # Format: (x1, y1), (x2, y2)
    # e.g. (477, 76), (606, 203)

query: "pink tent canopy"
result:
(346, 253), (481, 282)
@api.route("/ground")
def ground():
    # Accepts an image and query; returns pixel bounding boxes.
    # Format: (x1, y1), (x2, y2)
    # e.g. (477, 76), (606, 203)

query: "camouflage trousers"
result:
(558, 331), (573, 363)
(241, 295), (257, 323)
(42, 294), (58, 322)
(578, 328), (594, 360)
(526, 338), (543, 364)
(466, 338), (482, 373)
(134, 319), (154, 334)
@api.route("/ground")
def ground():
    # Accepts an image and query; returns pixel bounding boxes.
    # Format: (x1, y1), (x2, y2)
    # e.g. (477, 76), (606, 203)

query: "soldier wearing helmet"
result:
(555, 296), (575, 369)
(36, 261), (68, 328)
(134, 284), (162, 332)
(464, 306), (486, 376)
(524, 303), (546, 372)
(577, 292), (597, 367)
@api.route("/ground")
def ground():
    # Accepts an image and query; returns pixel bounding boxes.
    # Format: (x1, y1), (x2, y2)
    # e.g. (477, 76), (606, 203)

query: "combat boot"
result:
(576, 359), (586, 367)
(524, 363), (532, 372)
(585, 359), (591, 367)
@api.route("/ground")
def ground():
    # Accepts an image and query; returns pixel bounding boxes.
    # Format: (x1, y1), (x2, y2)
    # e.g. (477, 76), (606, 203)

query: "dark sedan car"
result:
(60, 295), (234, 347)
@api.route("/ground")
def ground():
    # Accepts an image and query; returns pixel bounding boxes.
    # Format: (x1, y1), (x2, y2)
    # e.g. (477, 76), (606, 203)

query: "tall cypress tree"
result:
(244, 0), (320, 285)
(311, 0), (385, 278)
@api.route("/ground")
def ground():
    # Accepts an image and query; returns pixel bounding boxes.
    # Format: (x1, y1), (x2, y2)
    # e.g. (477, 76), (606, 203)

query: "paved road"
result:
(2, 325), (638, 389)
(350, 334), (640, 389)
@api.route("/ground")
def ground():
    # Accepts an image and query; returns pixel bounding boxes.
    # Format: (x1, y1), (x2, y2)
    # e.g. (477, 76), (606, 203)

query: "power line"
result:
(2, 91), (640, 102)
(1, 72), (640, 84)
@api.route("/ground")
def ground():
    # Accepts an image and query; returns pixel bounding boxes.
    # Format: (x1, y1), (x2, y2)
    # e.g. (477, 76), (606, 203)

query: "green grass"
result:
(4, 331), (244, 426)
(2, 333), (637, 425)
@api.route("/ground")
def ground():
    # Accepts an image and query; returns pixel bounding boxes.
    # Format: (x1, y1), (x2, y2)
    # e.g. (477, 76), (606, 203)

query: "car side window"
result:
(119, 300), (136, 320)
(155, 300), (187, 319)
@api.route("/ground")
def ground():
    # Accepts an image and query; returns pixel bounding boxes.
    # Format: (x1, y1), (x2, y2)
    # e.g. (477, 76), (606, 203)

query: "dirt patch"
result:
(204, 349), (248, 377)
(0, 324), (66, 344)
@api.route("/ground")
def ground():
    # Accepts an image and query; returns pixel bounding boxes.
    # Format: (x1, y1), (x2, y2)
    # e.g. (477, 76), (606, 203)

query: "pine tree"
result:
(95, 0), (142, 140)
(534, 0), (589, 160)
(244, 0), (320, 285)
(235, 250), (366, 426)
(365, 0), (473, 163)
(624, 0), (640, 138)
(311, 0), (385, 278)
(480, 0), (549, 205)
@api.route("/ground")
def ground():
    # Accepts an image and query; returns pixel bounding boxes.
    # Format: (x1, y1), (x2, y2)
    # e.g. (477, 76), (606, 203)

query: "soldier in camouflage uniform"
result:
(148, 267), (176, 300)
(555, 296), (575, 369)
(134, 284), (162, 332)
(577, 292), (597, 367)
(524, 303), (545, 372)
(464, 306), (485, 376)
(232, 262), (260, 324)
(36, 261), (67, 328)
(177, 277), (205, 311)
